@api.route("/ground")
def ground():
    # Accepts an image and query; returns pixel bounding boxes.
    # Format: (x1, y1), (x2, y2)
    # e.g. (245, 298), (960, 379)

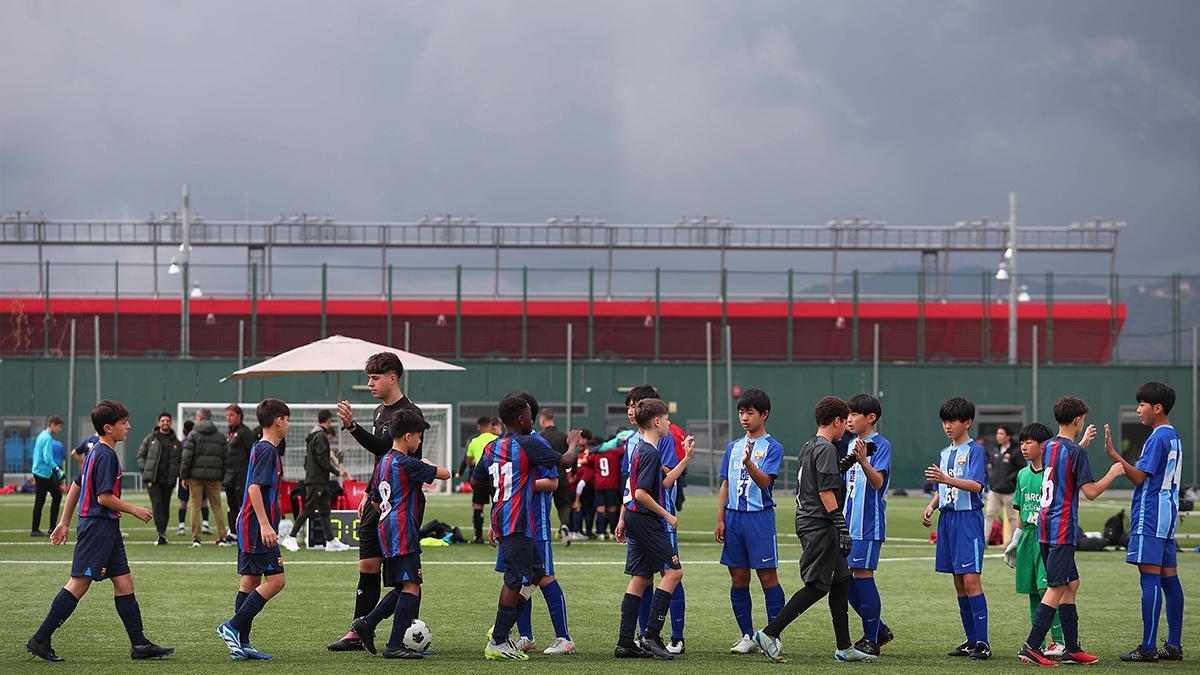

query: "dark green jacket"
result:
(137, 430), (182, 484)
(181, 420), (227, 482)
(304, 427), (338, 486)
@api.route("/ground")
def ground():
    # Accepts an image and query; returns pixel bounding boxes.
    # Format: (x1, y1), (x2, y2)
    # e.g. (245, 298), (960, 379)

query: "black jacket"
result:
(987, 442), (1026, 494)
(181, 420), (227, 482)
(304, 427), (338, 486)
(137, 430), (182, 484)
(224, 422), (256, 488)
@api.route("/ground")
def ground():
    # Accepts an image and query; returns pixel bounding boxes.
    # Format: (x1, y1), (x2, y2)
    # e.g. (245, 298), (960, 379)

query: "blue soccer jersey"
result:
(720, 434), (784, 511)
(625, 440), (666, 515)
(238, 439), (282, 554)
(1129, 424), (1183, 539)
(937, 439), (987, 512)
(530, 464), (559, 542)
(470, 432), (561, 538)
(1038, 436), (1095, 546)
(76, 442), (122, 520)
(620, 431), (679, 514)
(845, 432), (891, 540)
(376, 450), (438, 557)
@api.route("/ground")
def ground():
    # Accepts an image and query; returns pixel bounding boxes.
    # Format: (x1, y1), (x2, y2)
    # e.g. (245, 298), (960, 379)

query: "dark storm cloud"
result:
(1, 0), (1197, 272)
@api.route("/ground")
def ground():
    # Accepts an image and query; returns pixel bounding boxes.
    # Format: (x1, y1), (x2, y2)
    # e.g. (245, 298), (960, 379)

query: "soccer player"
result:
(1017, 396), (1124, 666)
(26, 400), (174, 663)
(716, 388), (787, 655)
(217, 399), (290, 661)
(328, 352), (426, 652)
(751, 396), (874, 663)
(1112, 382), (1185, 662)
(614, 398), (693, 660)
(350, 408), (448, 659)
(471, 393), (580, 661)
(587, 428), (625, 540)
(842, 393), (893, 655)
(571, 440), (597, 539)
(459, 416), (499, 544)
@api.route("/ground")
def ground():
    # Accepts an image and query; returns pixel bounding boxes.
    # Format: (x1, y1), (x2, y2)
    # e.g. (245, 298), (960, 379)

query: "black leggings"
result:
(32, 475), (62, 532)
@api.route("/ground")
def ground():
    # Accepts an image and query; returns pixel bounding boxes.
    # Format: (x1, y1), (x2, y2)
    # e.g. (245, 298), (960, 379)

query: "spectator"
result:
(223, 404), (256, 544)
(180, 407), (230, 547)
(176, 419), (211, 536)
(984, 424), (1025, 545)
(30, 415), (64, 537)
(287, 410), (350, 551)
(137, 412), (183, 545)
(538, 409), (572, 537)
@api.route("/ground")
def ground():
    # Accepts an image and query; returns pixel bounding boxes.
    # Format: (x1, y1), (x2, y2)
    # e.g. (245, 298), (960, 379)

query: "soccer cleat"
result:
(948, 640), (975, 657)
(634, 635), (648, 652)
(1060, 648), (1098, 665)
(202, 522), (213, 535)
(1119, 645), (1158, 663)
(513, 636), (535, 653)
(324, 539), (350, 551)
(641, 636), (675, 660)
(216, 539), (233, 547)
(877, 623), (894, 647)
(155, 534), (169, 545)
(1044, 642), (1065, 659)
(25, 637), (65, 662)
(176, 523), (186, 535)
(614, 640), (651, 658)
(1018, 643), (1058, 667)
(730, 634), (760, 654)
(217, 622), (247, 660)
(559, 524), (570, 540)
(667, 638), (685, 654)
(191, 539), (202, 548)
(854, 637), (881, 657)
(280, 536), (299, 552)
(351, 618), (377, 654)
(484, 639), (530, 660)
(130, 641), (175, 660)
(834, 646), (878, 662)
(382, 645), (423, 659)
(1158, 643), (1183, 661)
(752, 630), (786, 663)
(542, 637), (575, 655)
(241, 645), (273, 660)
(326, 633), (365, 651)
(30, 529), (47, 537)
(969, 642), (992, 660)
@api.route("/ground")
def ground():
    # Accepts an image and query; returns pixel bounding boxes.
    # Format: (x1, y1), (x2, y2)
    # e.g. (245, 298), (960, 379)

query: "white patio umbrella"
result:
(220, 334), (464, 383)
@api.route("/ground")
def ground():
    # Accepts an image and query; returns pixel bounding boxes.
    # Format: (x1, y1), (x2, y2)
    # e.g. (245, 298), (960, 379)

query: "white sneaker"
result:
(1044, 642), (1065, 658)
(324, 539), (350, 552)
(280, 536), (300, 552)
(542, 637), (575, 655)
(192, 539), (202, 548)
(176, 524), (185, 535)
(202, 521), (213, 535)
(731, 634), (760, 654)
(513, 636), (535, 653)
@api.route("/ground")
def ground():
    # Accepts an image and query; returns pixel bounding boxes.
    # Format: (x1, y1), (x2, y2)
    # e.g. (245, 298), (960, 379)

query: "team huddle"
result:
(23, 349), (1186, 665)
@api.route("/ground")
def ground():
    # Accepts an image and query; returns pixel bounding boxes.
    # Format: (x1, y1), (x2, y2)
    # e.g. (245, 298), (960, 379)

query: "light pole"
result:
(167, 185), (197, 356)
(1007, 192), (1018, 365)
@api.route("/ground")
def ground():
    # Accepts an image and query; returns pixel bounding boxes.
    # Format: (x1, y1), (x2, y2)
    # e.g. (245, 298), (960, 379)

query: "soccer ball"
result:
(403, 619), (432, 653)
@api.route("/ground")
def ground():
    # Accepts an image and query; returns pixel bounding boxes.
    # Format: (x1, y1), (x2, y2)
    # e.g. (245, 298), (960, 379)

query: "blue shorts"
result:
(1040, 543), (1078, 587)
(71, 518), (130, 581)
(935, 509), (984, 575)
(720, 509), (779, 569)
(384, 552), (423, 586)
(848, 539), (883, 570)
(625, 510), (680, 578)
(1126, 534), (1177, 569)
(496, 534), (546, 588)
(238, 548), (284, 576)
(496, 539), (555, 578)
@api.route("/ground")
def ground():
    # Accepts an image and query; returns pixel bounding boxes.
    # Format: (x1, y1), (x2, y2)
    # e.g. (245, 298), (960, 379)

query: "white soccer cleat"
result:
(752, 630), (785, 663)
(1044, 642), (1065, 658)
(731, 634), (760, 654)
(324, 539), (350, 552)
(513, 636), (536, 653)
(280, 536), (300, 552)
(543, 637), (575, 655)
(667, 638), (685, 654)
(484, 639), (529, 661)
(176, 523), (185, 535)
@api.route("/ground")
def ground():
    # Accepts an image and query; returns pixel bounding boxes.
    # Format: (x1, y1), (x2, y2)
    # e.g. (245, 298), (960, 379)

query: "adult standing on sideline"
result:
(181, 408), (230, 547)
(984, 425), (1024, 545)
(457, 416), (498, 544)
(286, 410), (350, 551)
(223, 404), (257, 544)
(137, 412), (183, 545)
(538, 408), (572, 538)
(31, 415), (64, 536)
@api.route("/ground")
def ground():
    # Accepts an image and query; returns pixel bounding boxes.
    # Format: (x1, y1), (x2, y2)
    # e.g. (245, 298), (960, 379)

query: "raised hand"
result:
(336, 401), (355, 428)
(1104, 424), (1122, 463)
(1080, 424), (1098, 448)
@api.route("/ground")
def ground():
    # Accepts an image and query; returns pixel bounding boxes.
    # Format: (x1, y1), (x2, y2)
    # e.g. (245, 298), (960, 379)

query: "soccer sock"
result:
(230, 590), (267, 634)
(1058, 603), (1080, 653)
(365, 588), (401, 628)
(114, 593), (146, 646)
(957, 595), (976, 644)
(968, 593), (988, 646)
(1025, 602), (1056, 650)
(731, 586), (754, 636)
(386, 592), (420, 651)
(1140, 572), (1162, 650)
(829, 577), (852, 651)
(669, 582), (685, 640)
(594, 511), (606, 537)
(584, 508), (594, 536)
(763, 583), (786, 625)
(236, 591), (251, 645)
(491, 601), (521, 644)
(413, 590), (421, 619)
(764, 583), (826, 638)
(541, 580), (571, 641)
(1161, 574), (1184, 647)
(516, 595), (533, 639)
(856, 577), (882, 644)
(638, 586), (653, 634)
(472, 510), (483, 540)
(847, 576), (862, 617)
(34, 588), (78, 643)
(202, 505), (209, 521)
(1050, 607), (1064, 645)
(354, 572), (382, 622)
(644, 588), (673, 640)
(177, 507), (186, 525)
(618, 592), (641, 642)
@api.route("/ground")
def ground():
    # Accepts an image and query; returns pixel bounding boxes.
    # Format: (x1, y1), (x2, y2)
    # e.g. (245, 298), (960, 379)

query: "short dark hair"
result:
(158, 411), (172, 421)
(256, 398), (291, 428)
(48, 415), (63, 426)
(498, 395), (531, 425)
(91, 400), (130, 434)
(1052, 396), (1089, 425)
(847, 393), (882, 422)
(1136, 381), (1176, 415)
(225, 403), (243, 419)
(625, 384), (660, 407)
(814, 396), (850, 427)
(489, 417), (501, 426)
(505, 391), (539, 420)
(1018, 422), (1053, 445)
(737, 388), (771, 415)
(579, 428), (594, 441)
(366, 352), (404, 379)
(317, 409), (333, 424)
(634, 398), (669, 428)
(183, 420), (195, 435)
(939, 397), (975, 423)
(476, 415), (492, 427)
(997, 424), (1013, 437)
(390, 408), (430, 439)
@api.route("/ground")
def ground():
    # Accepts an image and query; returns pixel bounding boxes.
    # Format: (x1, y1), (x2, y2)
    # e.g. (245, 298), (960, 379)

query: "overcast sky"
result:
(2, 0), (1198, 276)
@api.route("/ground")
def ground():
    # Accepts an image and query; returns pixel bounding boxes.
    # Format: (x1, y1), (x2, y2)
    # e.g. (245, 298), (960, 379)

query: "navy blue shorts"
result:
(720, 509), (779, 569)
(71, 518), (130, 581)
(238, 548), (285, 576)
(848, 539), (883, 571)
(497, 539), (554, 578)
(624, 510), (680, 578)
(935, 509), (984, 575)
(1040, 543), (1078, 587)
(596, 489), (622, 509)
(384, 552), (423, 586)
(1126, 535), (1178, 568)
(497, 534), (546, 588)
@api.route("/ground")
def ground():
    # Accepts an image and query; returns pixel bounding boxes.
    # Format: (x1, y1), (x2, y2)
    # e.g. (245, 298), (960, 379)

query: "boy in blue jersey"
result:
(1017, 396), (1124, 667)
(1111, 382), (1186, 662)
(351, 409), (449, 659)
(842, 394), (893, 656)
(922, 397), (991, 660)
(217, 399), (290, 661)
(716, 388), (787, 655)
(471, 393), (580, 661)
(26, 400), (174, 663)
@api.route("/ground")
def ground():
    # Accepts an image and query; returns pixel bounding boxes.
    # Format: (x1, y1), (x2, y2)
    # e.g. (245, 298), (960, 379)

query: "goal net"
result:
(176, 402), (454, 494)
